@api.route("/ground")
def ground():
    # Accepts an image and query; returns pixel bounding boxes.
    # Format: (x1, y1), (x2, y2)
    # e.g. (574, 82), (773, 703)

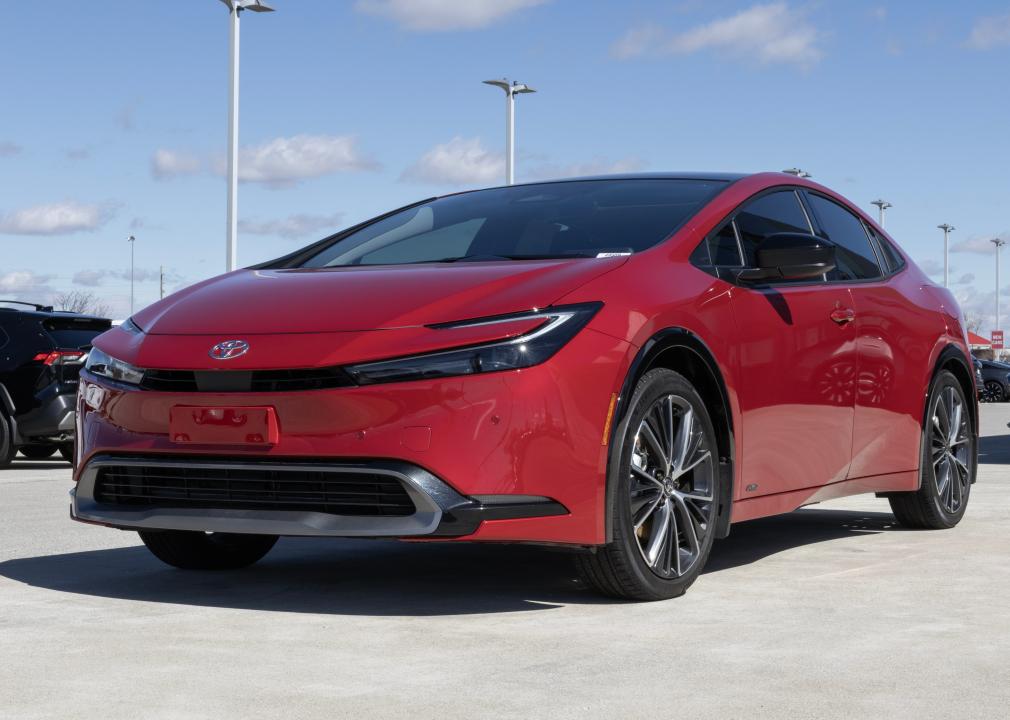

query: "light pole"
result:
(993, 238), (1006, 336)
(219, 0), (274, 272)
(483, 78), (536, 185)
(938, 224), (955, 288)
(871, 199), (892, 228)
(128, 235), (136, 314)
(782, 168), (811, 178)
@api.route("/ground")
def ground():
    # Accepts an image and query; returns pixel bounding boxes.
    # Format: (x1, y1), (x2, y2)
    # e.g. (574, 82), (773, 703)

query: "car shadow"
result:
(6, 461), (71, 472)
(0, 508), (899, 616)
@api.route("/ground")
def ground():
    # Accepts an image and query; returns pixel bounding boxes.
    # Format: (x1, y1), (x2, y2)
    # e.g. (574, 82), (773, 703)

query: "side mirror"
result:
(736, 233), (836, 283)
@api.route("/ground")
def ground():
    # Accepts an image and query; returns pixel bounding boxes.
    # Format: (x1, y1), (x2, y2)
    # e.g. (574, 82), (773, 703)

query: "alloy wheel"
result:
(930, 385), (972, 514)
(984, 381), (1004, 402)
(628, 394), (715, 578)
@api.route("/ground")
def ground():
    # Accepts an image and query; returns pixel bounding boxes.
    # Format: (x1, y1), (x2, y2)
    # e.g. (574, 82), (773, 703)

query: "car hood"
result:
(133, 258), (627, 335)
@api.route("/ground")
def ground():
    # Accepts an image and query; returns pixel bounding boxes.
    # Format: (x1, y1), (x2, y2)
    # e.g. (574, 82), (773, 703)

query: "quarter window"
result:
(866, 225), (905, 274)
(805, 194), (882, 281)
(707, 221), (743, 266)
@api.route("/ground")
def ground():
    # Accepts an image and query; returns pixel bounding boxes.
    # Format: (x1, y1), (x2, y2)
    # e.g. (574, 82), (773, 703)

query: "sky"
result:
(1, 0), (1008, 328)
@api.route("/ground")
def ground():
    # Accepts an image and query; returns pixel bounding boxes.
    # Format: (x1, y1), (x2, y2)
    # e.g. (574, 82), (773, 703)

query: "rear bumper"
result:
(17, 392), (76, 441)
(71, 454), (567, 538)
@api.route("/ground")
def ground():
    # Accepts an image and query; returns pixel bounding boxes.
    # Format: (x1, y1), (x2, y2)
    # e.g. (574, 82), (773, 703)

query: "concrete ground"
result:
(2, 408), (1008, 720)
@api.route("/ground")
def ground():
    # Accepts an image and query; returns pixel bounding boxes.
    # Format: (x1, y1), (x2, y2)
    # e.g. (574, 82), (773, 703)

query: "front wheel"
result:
(0, 413), (15, 469)
(889, 370), (974, 529)
(139, 530), (278, 570)
(577, 368), (720, 601)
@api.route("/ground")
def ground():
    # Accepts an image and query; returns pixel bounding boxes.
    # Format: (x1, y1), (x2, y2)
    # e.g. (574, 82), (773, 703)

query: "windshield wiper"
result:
(426, 253), (600, 264)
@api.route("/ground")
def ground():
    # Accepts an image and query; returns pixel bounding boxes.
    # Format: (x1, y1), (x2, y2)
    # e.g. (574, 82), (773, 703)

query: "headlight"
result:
(345, 302), (602, 385)
(85, 347), (145, 385)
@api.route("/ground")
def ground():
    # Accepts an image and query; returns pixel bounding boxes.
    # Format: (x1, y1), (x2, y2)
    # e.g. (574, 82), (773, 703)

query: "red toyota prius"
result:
(73, 172), (977, 600)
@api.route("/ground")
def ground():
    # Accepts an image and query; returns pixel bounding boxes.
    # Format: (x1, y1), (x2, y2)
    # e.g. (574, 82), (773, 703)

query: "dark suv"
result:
(0, 301), (111, 466)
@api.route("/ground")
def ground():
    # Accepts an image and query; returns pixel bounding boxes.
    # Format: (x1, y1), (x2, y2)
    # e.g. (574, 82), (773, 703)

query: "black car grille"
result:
(141, 367), (355, 393)
(94, 462), (416, 516)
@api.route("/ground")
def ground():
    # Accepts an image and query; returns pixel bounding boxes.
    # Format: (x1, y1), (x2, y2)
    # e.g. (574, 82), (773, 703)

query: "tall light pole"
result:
(128, 235), (136, 314)
(938, 224), (955, 288)
(219, 0), (274, 272)
(483, 79), (536, 185)
(993, 238), (1006, 335)
(871, 199), (892, 228)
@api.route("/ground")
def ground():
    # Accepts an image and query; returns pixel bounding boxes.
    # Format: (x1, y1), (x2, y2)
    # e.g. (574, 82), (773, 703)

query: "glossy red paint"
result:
(75, 172), (975, 545)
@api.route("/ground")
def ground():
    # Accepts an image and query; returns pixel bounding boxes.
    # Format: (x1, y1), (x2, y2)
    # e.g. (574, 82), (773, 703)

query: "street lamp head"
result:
(127, 235), (135, 243)
(219, 0), (275, 12)
(513, 83), (536, 94)
(483, 79), (512, 92)
(871, 198), (892, 210)
(938, 224), (955, 232)
(782, 167), (811, 178)
(992, 238), (1007, 248)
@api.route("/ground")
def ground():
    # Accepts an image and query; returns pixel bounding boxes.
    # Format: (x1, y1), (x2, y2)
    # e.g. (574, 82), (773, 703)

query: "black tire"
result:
(889, 370), (974, 529)
(984, 380), (1004, 403)
(0, 413), (15, 469)
(577, 368), (720, 601)
(19, 444), (57, 460)
(58, 443), (74, 464)
(139, 530), (278, 570)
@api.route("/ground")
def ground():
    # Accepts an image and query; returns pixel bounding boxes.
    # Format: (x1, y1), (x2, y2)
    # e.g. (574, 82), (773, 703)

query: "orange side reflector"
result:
(601, 392), (618, 446)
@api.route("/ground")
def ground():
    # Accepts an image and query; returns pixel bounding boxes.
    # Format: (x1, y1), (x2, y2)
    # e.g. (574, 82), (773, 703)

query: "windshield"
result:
(299, 179), (728, 268)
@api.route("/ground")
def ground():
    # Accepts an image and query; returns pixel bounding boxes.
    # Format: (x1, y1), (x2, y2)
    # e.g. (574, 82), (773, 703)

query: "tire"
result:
(889, 370), (974, 529)
(19, 444), (57, 460)
(0, 413), (15, 469)
(984, 380), (1004, 402)
(138, 530), (278, 570)
(58, 443), (74, 464)
(577, 368), (720, 601)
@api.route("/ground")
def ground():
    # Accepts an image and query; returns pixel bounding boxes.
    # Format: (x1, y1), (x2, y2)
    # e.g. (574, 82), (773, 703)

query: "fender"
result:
(604, 328), (735, 543)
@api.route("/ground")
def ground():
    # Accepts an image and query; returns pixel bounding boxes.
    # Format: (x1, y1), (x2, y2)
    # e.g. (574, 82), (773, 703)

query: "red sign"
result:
(993, 330), (1004, 350)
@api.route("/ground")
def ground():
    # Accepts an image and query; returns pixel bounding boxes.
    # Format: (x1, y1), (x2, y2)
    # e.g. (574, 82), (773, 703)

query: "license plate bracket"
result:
(169, 406), (279, 446)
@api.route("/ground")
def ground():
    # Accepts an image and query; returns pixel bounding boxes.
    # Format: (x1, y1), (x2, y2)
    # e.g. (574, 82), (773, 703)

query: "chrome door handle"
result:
(830, 307), (856, 325)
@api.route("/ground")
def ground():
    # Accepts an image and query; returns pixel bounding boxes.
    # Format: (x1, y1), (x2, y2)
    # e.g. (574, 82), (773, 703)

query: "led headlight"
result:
(85, 347), (145, 386)
(345, 302), (603, 385)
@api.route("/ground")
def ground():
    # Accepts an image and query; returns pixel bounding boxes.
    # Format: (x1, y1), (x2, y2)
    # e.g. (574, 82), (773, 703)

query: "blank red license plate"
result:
(169, 406), (279, 446)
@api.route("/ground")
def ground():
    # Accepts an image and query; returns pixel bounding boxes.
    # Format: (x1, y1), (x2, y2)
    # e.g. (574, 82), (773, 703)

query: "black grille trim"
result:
(94, 462), (416, 517)
(141, 366), (356, 393)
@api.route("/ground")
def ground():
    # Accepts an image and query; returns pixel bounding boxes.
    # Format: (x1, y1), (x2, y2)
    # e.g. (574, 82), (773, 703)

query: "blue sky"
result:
(1, 0), (1008, 327)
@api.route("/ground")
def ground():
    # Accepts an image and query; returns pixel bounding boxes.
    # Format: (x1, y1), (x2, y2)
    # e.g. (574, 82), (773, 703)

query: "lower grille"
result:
(94, 462), (416, 517)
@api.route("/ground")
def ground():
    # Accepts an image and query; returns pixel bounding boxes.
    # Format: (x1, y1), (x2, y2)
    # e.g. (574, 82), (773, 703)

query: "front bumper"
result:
(71, 454), (568, 537)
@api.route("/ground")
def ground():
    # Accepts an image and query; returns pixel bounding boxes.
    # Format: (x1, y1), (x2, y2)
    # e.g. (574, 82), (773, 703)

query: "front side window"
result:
(298, 179), (729, 268)
(734, 190), (813, 267)
(805, 194), (882, 281)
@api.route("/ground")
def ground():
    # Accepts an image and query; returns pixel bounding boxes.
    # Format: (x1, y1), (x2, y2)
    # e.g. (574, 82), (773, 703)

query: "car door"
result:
(803, 193), (945, 478)
(722, 189), (858, 498)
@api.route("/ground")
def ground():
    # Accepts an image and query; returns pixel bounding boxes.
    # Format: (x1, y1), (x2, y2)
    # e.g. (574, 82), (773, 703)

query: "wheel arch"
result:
(604, 328), (735, 543)
(0, 382), (14, 417)
(928, 344), (978, 486)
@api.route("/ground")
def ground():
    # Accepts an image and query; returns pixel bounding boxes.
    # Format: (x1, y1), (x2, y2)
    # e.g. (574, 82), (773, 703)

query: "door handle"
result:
(830, 307), (856, 325)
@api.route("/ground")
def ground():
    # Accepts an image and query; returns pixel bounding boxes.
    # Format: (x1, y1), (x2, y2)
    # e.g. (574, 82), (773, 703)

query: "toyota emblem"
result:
(209, 339), (249, 360)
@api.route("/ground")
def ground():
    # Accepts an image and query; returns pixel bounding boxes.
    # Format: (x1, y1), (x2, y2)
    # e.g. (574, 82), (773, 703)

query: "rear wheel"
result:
(0, 413), (15, 469)
(889, 370), (974, 529)
(19, 444), (57, 460)
(577, 368), (719, 601)
(984, 380), (1004, 402)
(138, 530), (278, 570)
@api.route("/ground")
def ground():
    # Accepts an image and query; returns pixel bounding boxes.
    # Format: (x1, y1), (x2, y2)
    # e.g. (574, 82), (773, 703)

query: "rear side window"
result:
(805, 194), (882, 281)
(707, 222), (743, 266)
(735, 191), (812, 266)
(43, 318), (111, 349)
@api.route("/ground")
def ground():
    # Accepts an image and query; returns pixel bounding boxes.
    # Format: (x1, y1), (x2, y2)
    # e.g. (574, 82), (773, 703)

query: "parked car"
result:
(72, 172), (977, 600)
(0, 301), (111, 466)
(977, 359), (1010, 402)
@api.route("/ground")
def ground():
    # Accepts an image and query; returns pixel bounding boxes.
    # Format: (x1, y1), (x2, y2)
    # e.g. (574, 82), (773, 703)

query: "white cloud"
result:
(957, 273), (975, 285)
(151, 149), (203, 180)
(951, 233), (1010, 255)
(73, 267), (177, 287)
(355, 0), (548, 31)
(0, 142), (22, 158)
(234, 135), (378, 187)
(611, 2), (822, 67)
(917, 258), (943, 276)
(965, 11), (1010, 50)
(0, 201), (113, 236)
(401, 136), (504, 186)
(0, 271), (55, 296)
(239, 213), (345, 240)
(529, 157), (647, 181)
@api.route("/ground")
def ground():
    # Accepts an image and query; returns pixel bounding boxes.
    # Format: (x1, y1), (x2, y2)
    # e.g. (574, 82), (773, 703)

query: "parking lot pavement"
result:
(1, 410), (1008, 720)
